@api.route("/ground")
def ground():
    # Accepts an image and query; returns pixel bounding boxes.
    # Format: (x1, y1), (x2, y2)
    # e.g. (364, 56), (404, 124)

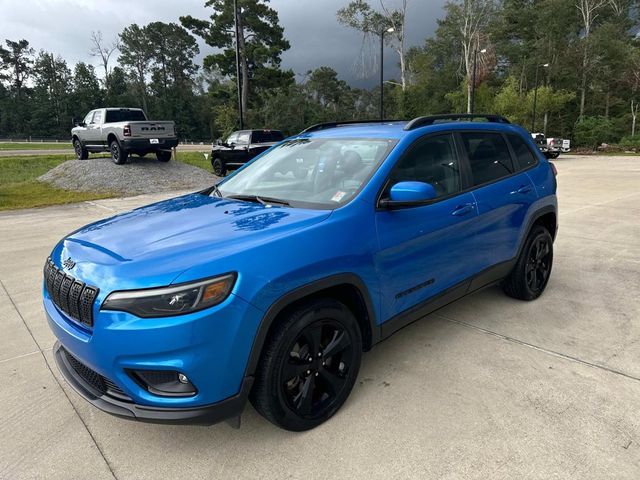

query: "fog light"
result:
(129, 369), (197, 397)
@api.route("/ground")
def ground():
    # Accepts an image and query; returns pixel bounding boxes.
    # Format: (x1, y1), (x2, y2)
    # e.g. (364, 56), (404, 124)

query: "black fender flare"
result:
(243, 273), (379, 379)
(516, 205), (557, 259)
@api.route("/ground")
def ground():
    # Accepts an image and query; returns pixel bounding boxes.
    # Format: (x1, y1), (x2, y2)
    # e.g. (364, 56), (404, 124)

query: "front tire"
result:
(73, 139), (88, 160)
(503, 225), (553, 301)
(250, 299), (362, 431)
(156, 150), (172, 162)
(110, 140), (128, 165)
(212, 156), (227, 176)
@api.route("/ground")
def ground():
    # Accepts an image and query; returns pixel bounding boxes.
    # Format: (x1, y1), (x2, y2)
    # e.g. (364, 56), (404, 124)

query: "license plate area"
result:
(150, 138), (160, 144)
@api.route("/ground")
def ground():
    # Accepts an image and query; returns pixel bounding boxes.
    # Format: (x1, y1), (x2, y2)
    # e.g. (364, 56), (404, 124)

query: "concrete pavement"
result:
(1, 155), (639, 479)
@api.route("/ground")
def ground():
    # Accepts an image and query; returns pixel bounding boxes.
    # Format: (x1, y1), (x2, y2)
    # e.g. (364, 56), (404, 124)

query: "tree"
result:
(181, 0), (290, 119)
(441, 0), (496, 113)
(118, 24), (153, 113)
(72, 62), (102, 117)
(0, 39), (34, 134)
(576, 0), (609, 118)
(31, 51), (72, 136)
(337, 0), (410, 90)
(89, 31), (119, 86)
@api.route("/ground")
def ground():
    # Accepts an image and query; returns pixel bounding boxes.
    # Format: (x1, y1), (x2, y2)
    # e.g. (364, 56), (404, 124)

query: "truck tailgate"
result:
(128, 122), (175, 139)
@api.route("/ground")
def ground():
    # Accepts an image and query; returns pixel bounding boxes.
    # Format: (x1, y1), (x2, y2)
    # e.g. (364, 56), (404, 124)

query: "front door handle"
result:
(451, 203), (474, 216)
(511, 184), (532, 195)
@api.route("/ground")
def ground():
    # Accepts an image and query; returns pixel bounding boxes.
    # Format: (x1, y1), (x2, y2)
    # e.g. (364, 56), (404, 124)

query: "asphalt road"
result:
(0, 155), (639, 479)
(0, 144), (211, 157)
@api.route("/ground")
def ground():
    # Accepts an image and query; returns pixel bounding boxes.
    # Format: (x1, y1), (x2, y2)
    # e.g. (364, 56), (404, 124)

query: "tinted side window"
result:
(252, 130), (284, 143)
(461, 132), (514, 185)
(507, 134), (537, 170)
(387, 134), (461, 198)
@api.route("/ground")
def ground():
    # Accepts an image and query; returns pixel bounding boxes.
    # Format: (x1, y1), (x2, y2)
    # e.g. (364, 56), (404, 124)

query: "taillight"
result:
(550, 162), (557, 176)
(123, 125), (131, 137)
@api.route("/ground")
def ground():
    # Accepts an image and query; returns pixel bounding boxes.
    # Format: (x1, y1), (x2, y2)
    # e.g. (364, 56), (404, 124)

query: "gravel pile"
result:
(38, 156), (219, 196)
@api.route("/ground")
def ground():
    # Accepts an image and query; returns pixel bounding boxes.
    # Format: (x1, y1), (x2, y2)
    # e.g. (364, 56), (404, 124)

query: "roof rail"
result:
(300, 119), (403, 134)
(404, 114), (510, 131)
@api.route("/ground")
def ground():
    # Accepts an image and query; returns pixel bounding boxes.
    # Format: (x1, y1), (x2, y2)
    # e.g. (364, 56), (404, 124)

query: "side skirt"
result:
(379, 259), (515, 341)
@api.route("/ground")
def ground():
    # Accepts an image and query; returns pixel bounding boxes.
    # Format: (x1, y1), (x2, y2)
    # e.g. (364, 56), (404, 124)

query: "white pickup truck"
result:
(71, 108), (178, 164)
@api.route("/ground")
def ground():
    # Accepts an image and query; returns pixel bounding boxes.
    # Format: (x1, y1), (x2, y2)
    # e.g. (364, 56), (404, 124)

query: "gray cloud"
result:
(0, 0), (446, 86)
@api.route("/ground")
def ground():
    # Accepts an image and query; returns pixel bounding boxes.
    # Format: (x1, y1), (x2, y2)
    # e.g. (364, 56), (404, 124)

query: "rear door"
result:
(375, 133), (479, 321)
(460, 130), (538, 271)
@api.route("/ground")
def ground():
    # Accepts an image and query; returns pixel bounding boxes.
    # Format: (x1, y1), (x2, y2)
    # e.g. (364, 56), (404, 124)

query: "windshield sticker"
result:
(331, 191), (346, 202)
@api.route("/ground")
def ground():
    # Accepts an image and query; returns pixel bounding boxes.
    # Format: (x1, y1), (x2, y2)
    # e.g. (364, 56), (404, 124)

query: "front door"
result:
(375, 133), (479, 322)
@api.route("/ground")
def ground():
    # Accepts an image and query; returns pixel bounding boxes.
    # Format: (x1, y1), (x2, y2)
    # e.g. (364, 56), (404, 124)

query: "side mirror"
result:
(229, 142), (236, 148)
(215, 138), (223, 145)
(380, 181), (437, 208)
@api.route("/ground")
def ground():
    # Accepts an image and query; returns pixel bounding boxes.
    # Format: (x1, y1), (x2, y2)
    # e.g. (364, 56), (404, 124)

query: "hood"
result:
(52, 193), (331, 291)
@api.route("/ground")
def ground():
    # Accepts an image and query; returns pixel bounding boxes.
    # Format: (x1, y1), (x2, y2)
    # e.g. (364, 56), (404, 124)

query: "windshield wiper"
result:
(227, 194), (291, 207)
(208, 184), (224, 198)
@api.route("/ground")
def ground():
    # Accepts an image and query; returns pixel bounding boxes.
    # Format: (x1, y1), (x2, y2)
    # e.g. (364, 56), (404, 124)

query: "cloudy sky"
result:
(0, 0), (447, 87)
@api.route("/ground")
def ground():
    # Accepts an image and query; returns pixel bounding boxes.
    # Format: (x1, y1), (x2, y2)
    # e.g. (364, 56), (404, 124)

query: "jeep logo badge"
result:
(62, 257), (76, 270)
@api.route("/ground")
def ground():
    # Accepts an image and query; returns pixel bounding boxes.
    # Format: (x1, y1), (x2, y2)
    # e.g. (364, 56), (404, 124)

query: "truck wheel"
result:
(549, 152), (560, 159)
(250, 298), (362, 431)
(73, 139), (88, 160)
(110, 140), (128, 165)
(212, 157), (227, 176)
(503, 225), (553, 301)
(156, 150), (172, 162)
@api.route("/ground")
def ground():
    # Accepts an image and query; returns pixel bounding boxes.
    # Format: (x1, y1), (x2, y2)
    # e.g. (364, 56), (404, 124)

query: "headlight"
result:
(102, 273), (236, 318)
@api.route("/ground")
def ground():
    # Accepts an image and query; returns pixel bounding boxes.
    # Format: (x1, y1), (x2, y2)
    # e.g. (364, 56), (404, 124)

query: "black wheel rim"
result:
(280, 320), (354, 419)
(526, 236), (552, 293)
(74, 141), (82, 158)
(111, 144), (119, 161)
(213, 161), (222, 175)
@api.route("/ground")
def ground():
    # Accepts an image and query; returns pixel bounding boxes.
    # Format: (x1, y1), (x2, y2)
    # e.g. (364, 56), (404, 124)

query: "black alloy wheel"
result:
(110, 140), (128, 165)
(212, 157), (226, 176)
(250, 299), (362, 431)
(503, 225), (554, 301)
(525, 235), (552, 294)
(73, 139), (88, 160)
(280, 319), (354, 418)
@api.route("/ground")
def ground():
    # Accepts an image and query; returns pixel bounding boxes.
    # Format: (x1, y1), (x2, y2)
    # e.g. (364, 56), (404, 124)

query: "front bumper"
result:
(54, 341), (252, 425)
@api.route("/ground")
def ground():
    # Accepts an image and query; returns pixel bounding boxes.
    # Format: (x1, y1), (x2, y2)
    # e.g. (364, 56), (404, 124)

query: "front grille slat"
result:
(44, 257), (98, 328)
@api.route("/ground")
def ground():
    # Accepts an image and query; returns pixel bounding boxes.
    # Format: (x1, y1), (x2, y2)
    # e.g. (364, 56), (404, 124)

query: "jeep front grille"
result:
(44, 257), (99, 328)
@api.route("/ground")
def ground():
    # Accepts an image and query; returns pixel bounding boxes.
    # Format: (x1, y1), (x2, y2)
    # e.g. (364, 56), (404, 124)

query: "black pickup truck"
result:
(211, 129), (285, 176)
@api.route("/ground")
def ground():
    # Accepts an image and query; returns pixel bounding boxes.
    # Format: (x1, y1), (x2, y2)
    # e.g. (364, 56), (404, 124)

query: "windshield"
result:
(216, 138), (396, 208)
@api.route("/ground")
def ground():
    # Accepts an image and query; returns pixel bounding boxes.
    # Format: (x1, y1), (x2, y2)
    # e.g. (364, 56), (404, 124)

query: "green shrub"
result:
(618, 135), (640, 150)
(573, 116), (615, 149)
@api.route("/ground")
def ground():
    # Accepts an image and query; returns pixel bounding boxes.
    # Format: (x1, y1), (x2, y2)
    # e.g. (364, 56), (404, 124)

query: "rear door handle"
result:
(511, 184), (532, 195)
(451, 203), (474, 216)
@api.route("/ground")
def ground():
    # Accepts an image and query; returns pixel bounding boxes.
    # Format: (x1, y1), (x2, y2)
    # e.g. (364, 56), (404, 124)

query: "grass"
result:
(0, 154), (114, 211)
(0, 142), (72, 150)
(174, 151), (212, 171)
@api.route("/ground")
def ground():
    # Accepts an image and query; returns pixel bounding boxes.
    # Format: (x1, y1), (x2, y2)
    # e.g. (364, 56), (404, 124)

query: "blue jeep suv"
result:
(44, 114), (557, 431)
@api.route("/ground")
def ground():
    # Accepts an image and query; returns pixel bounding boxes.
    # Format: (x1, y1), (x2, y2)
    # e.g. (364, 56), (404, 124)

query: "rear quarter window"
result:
(252, 131), (284, 143)
(461, 132), (515, 186)
(507, 134), (538, 170)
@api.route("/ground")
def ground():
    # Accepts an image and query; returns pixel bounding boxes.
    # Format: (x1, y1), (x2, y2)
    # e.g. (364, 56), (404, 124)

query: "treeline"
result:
(0, 0), (639, 147)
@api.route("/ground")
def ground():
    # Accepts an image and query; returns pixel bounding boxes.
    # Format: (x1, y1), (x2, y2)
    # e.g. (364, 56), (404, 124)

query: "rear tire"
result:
(73, 139), (88, 160)
(212, 156), (227, 176)
(110, 140), (128, 165)
(503, 225), (553, 301)
(250, 299), (362, 431)
(156, 150), (172, 162)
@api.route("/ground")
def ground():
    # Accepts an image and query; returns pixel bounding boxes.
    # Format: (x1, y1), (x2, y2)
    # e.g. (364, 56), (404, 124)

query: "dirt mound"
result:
(38, 156), (218, 196)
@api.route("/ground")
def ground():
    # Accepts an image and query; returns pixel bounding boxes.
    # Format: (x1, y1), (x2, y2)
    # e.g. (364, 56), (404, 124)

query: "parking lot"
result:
(1, 154), (639, 479)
